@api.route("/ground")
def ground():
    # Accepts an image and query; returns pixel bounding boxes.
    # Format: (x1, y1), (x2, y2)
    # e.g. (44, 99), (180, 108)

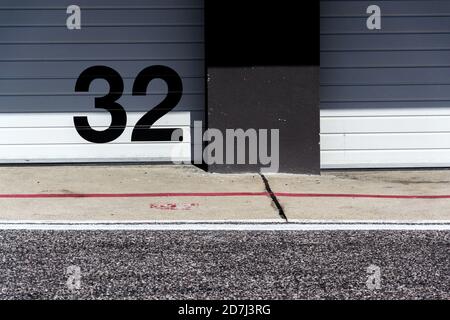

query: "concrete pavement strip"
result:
(0, 166), (450, 222)
(0, 165), (280, 221)
(267, 170), (450, 221)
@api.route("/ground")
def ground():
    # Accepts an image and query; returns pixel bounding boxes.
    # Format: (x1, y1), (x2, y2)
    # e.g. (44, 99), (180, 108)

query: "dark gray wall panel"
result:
(208, 67), (320, 174)
(206, 0), (319, 174)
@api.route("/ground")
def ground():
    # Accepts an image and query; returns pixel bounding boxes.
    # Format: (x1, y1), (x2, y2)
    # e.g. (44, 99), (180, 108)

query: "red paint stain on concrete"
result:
(149, 203), (200, 211)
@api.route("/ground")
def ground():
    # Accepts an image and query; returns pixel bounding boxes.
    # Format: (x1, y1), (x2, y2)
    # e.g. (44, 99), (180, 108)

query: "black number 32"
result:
(74, 65), (183, 144)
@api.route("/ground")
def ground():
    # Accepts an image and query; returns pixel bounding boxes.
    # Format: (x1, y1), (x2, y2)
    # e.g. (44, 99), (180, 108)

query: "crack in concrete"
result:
(259, 174), (288, 222)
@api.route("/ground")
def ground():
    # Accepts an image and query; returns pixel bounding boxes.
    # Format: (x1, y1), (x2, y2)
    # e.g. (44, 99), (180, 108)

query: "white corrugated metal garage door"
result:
(321, 0), (450, 168)
(0, 0), (204, 163)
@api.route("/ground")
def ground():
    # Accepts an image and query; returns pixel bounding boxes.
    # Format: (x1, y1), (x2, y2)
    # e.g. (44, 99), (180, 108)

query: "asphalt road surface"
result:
(0, 231), (448, 300)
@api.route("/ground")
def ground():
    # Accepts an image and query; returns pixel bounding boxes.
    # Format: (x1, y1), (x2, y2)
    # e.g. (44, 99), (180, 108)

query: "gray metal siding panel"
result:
(0, 0), (204, 8)
(322, 67), (450, 85)
(0, 27), (203, 42)
(321, 52), (450, 68)
(322, 17), (450, 34)
(0, 96), (204, 113)
(0, 61), (205, 78)
(0, 0), (204, 114)
(321, 0), (450, 110)
(321, 1), (450, 16)
(0, 10), (204, 25)
(321, 0), (450, 168)
(322, 34), (450, 50)
(0, 44), (204, 60)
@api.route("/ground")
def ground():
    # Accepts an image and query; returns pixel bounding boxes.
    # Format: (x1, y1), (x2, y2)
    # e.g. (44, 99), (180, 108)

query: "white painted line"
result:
(0, 221), (448, 231)
(0, 219), (284, 225)
(288, 219), (450, 224)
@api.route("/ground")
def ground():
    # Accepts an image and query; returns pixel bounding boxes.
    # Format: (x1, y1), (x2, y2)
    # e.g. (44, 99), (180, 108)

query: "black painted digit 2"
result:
(132, 66), (183, 142)
(73, 65), (183, 143)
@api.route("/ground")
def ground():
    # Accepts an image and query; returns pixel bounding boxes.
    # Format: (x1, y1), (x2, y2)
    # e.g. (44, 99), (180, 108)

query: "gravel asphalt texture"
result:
(0, 231), (448, 300)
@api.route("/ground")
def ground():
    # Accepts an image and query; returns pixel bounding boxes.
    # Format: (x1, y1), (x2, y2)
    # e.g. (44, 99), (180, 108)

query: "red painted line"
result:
(0, 192), (269, 199)
(0, 192), (449, 200)
(274, 193), (450, 199)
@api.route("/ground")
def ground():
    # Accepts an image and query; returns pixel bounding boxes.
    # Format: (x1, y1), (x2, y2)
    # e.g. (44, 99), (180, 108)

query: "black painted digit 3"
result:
(132, 65), (184, 142)
(73, 66), (127, 144)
